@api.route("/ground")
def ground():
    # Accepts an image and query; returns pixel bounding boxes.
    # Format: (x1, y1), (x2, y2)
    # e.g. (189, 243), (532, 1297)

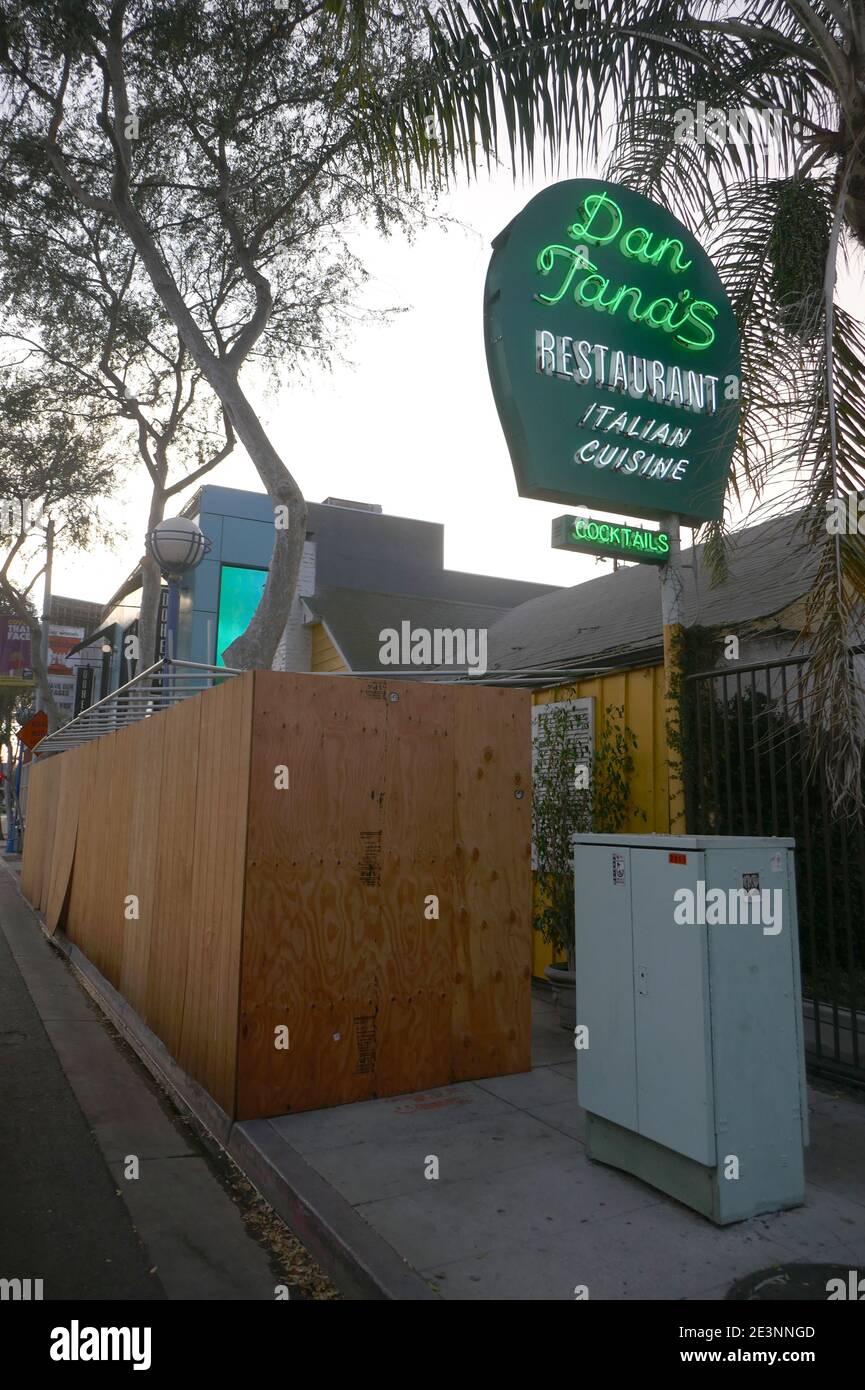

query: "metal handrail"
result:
(35, 659), (242, 756)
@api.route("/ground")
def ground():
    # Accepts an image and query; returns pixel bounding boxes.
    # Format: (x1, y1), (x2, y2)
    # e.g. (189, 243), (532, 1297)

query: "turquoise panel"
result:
(215, 564), (267, 666)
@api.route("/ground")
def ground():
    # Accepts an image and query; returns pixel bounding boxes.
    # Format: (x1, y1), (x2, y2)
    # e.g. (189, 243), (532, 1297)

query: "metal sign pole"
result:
(659, 514), (686, 831)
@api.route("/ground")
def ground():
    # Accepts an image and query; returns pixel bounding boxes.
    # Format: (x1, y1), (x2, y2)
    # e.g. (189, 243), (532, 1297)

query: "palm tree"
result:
(376, 0), (865, 809)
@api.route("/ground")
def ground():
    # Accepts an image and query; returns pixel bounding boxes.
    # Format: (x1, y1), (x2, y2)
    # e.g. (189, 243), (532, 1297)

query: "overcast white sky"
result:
(51, 166), (598, 607)
(48, 161), (863, 610)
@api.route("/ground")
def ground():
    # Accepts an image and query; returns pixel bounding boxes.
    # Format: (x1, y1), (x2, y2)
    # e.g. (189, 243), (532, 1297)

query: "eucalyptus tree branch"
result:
(101, 24), (134, 198)
(247, 128), (360, 258)
(43, 138), (114, 214)
(0, 530), (28, 585)
(164, 412), (236, 498)
(148, 346), (192, 480)
(21, 563), (46, 599)
(0, 334), (111, 404)
(182, 121), (274, 370)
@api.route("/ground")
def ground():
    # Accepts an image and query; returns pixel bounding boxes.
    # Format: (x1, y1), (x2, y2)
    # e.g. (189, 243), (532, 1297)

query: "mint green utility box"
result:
(572, 833), (808, 1224)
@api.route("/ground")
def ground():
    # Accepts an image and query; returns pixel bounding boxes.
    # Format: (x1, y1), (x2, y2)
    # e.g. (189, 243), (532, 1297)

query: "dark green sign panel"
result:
(485, 180), (740, 524)
(552, 513), (670, 565)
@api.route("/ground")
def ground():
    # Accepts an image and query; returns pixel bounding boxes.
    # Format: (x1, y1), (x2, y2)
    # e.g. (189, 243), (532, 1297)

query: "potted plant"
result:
(533, 701), (640, 1029)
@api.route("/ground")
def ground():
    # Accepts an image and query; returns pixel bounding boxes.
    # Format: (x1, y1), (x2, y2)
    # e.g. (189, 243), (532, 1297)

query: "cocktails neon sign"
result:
(536, 193), (718, 350)
(552, 514), (671, 565)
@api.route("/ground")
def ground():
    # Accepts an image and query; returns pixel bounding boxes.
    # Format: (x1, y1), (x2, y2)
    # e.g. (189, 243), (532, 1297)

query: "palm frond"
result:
(796, 305), (865, 809)
(390, 0), (865, 809)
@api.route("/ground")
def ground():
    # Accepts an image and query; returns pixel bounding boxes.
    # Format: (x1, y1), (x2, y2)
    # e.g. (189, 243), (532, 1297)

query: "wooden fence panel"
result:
(23, 672), (531, 1121)
(451, 685), (532, 1081)
(45, 750), (84, 934)
(374, 681), (455, 1098)
(37, 761), (62, 918)
(20, 754), (62, 907)
(238, 673), (531, 1119)
(65, 739), (109, 974)
(144, 693), (201, 1061)
(119, 716), (164, 1011)
(22, 676), (252, 1117)
(99, 730), (136, 988)
(178, 673), (252, 1112)
(237, 672), (388, 1118)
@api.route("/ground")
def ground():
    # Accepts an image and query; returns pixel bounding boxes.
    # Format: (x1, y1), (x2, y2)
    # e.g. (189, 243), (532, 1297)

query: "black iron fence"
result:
(684, 656), (865, 1087)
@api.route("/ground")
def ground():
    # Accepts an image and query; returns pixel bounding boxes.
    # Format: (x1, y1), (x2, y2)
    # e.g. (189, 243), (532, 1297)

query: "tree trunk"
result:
(138, 489), (166, 670)
(844, 150), (865, 250)
(28, 617), (64, 733)
(112, 205), (306, 670)
(210, 375), (307, 669)
(1, 729), (13, 837)
(138, 555), (163, 669)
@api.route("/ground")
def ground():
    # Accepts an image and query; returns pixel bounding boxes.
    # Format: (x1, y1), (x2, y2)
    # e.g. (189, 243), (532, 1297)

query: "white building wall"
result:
(272, 539), (316, 672)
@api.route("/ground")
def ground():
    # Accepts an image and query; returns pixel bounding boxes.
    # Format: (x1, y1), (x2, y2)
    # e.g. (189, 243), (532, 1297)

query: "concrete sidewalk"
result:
(243, 988), (865, 1300)
(5, 848), (864, 1301)
(0, 874), (162, 1301)
(0, 861), (325, 1300)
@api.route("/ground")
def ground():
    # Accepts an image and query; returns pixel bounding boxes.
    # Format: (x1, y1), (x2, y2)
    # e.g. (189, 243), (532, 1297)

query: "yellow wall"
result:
(531, 663), (679, 978)
(304, 629), (674, 980)
(310, 623), (348, 673)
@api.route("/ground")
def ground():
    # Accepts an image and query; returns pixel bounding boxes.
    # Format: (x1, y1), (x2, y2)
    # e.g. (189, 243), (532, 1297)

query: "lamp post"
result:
(145, 518), (210, 669)
(38, 515), (54, 719)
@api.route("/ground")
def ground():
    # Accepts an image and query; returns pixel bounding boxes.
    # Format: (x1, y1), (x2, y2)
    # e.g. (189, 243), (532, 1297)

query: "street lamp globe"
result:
(147, 516), (210, 577)
(145, 517), (210, 668)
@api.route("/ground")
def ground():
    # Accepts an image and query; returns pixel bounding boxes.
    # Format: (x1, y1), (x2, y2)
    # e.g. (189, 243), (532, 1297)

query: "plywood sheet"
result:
(45, 753), (83, 934)
(237, 672), (387, 1118)
(65, 739), (105, 964)
(23, 671), (532, 1123)
(21, 754), (62, 906)
(23, 678), (253, 1117)
(451, 685), (532, 1081)
(101, 729), (136, 986)
(238, 674), (532, 1120)
(37, 759), (62, 917)
(144, 693), (201, 1058)
(178, 673), (251, 1112)
(374, 681), (454, 1097)
(119, 715), (163, 1009)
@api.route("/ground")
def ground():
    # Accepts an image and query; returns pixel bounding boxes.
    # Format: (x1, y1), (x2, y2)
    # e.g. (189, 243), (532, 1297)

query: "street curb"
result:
(3, 867), (436, 1302)
(229, 1120), (438, 1301)
(61, 933), (437, 1301)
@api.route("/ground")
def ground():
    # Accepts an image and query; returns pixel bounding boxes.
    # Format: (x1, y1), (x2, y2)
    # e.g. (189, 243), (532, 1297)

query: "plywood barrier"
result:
(20, 750), (63, 910)
(21, 672), (531, 1119)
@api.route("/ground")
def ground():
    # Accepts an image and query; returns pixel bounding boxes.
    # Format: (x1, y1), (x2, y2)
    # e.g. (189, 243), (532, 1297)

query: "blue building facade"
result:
(180, 486), (276, 666)
(93, 486), (559, 682)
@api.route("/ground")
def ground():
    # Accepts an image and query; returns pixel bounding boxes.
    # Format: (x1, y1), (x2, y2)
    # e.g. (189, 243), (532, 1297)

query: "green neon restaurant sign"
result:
(484, 179), (741, 524)
(552, 513), (670, 565)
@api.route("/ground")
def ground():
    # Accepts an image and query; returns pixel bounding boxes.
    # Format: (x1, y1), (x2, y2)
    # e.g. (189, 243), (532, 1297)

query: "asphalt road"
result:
(0, 907), (162, 1301)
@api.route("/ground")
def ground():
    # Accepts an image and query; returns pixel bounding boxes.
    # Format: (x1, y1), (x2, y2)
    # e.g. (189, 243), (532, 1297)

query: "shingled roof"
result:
(485, 511), (819, 677)
(303, 587), (511, 672)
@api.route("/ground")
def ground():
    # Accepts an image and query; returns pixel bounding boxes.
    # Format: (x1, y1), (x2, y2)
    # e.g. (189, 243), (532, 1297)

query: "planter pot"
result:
(544, 963), (576, 1032)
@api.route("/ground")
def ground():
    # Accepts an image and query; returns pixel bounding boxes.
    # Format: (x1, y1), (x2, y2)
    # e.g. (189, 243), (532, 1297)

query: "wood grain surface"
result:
(22, 671), (531, 1120)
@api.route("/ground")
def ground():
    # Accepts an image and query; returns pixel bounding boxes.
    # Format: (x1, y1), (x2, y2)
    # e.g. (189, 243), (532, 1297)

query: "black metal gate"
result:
(684, 656), (865, 1087)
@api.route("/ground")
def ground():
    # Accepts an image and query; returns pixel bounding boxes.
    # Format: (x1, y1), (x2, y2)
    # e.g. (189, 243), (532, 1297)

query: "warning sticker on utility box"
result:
(612, 852), (626, 886)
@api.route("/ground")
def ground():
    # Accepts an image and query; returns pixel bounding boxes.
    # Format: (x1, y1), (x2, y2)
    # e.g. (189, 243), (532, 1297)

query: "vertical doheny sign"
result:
(484, 180), (740, 524)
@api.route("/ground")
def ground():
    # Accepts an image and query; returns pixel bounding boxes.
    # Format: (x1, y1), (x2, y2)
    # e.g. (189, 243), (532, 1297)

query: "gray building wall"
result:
(181, 487), (559, 667)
